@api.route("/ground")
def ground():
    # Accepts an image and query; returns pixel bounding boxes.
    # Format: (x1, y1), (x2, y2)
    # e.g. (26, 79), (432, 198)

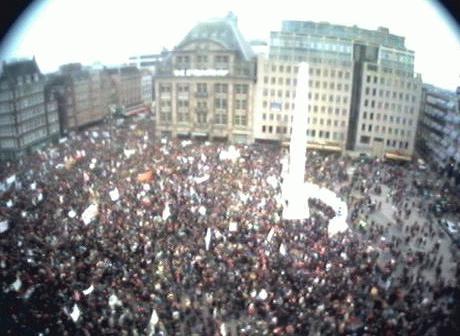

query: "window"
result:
(360, 135), (370, 144)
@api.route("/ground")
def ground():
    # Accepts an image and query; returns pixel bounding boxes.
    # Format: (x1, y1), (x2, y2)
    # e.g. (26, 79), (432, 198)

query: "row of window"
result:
(265, 60), (352, 76)
(263, 88), (350, 103)
(176, 55), (229, 64)
(360, 123), (413, 137)
(366, 74), (418, 90)
(260, 124), (346, 141)
(160, 83), (249, 94)
(161, 112), (247, 126)
(360, 135), (410, 150)
(362, 112), (414, 126)
(363, 99), (416, 113)
(364, 88), (417, 102)
(263, 77), (351, 92)
(262, 111), (348, 127)
(261, 100), (349, 114)
(161, 98), (247, 110)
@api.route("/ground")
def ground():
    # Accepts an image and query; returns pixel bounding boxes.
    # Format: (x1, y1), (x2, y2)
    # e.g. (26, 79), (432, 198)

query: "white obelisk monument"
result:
(282, 62), (310, 220)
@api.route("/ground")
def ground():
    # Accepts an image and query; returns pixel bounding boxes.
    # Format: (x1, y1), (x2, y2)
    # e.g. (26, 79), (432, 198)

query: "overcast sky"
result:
(0, 0), (459, 90)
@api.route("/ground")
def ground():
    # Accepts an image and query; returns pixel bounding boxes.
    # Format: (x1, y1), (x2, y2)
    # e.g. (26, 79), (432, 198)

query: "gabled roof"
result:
(177, 12), (254, 61)
(0, 58), (41, 85)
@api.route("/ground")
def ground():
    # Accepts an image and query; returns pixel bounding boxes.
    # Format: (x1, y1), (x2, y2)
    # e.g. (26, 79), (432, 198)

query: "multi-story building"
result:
(127, 51), (168, 74)
(0, 58), (59, 160)
(114, 65), (144, 116)
(259, 20), (422, 158)
(154, 12), (257, 143)
(46, 63), (111, 134)
(417, 84), (460, 177)
(140, 69), (153, 105)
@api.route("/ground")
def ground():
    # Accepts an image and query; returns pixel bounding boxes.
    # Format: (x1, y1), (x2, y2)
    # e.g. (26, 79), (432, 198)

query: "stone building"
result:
(0, 58), (59, 160)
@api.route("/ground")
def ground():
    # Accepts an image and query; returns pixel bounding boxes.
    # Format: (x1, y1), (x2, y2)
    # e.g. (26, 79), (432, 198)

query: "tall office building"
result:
(0, 59), (59, 160)
(257, 21), (422, 158)
(417, 84), (460, 180)
(154, 12), (257, 143)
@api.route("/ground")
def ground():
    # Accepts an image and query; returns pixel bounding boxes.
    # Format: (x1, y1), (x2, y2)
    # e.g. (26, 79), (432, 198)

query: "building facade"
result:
(127, 52), (168, 74)
(46, 63), (113, 134)
(154, 12), (257, 143)
(260, 20), (422, 158)
(141, 70), (153, 105)
(0, 59), (59, 160)
(417, 84), (460, 178)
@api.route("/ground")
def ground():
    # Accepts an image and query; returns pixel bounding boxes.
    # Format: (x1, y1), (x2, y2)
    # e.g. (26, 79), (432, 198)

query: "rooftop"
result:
(0, 58), (41, 85)
(177, 12), (254, 61)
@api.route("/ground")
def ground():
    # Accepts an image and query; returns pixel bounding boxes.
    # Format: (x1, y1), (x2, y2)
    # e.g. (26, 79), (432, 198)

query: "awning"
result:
(125, 106), (148, 116)
(306, 143), (342, 152)
(322, 145), (342, 152)
(385, 152), (412, 161)
(191, 132), (208, 137)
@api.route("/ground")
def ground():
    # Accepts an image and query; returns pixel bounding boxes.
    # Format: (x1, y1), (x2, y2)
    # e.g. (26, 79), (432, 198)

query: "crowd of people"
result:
(1, 116), (459, 335)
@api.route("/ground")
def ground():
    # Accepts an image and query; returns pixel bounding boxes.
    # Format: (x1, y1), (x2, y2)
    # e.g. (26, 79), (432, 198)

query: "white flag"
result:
(0, 220), (9, 233)
(11, 275), (22, 291)
(229, 221), (238, 232)
(108, 294), (122, 309)
(205, 228), (212, 251)
(279, 243), (287, 256)
(193, 174), (210, 184)
(70, 304), (81, 322)
(257, 289), (268, 300)
(124, 149), (136, 159)
(147, 309), (159, 336)
(198, 205), (206, 216)
(109, 188), (120, 202)
(82, 284), (94, 295)
(266, 227), (275, 242)
(6, 175), (16, 184)
(220, 322), (227, 336)
(81, 203), (98, 225)
(162, 203), (171, 221)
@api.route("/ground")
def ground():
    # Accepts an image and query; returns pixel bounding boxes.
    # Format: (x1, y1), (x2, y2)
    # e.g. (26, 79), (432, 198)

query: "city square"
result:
(1, 113), (459, 334)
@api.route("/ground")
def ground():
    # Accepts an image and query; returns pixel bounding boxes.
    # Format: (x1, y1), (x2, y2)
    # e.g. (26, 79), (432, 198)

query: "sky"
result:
(0, 0), (459, 90)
